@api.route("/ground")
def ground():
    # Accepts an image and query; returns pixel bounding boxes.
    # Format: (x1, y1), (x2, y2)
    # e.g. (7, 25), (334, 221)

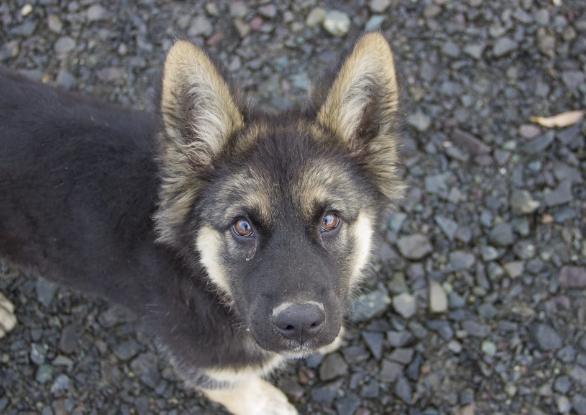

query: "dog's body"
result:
(0, 33), (403, 414)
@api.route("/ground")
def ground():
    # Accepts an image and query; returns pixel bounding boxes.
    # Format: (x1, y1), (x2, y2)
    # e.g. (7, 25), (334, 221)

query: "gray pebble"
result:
(319, 352), (348, 381)
(396, 234), (433, 260)
(493, 37), (518, 57)
(323, 11), (350, 38)
(529, 323), (562, 351)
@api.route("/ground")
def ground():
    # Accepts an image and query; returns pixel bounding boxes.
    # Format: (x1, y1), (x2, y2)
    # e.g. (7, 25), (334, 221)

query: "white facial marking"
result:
(350, 212), (374, 286)
(196, 225), (231, 296)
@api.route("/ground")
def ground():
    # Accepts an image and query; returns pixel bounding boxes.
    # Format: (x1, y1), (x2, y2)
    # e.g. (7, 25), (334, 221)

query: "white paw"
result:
(0, 291), (17, 339)
(203, 377), (297, 415)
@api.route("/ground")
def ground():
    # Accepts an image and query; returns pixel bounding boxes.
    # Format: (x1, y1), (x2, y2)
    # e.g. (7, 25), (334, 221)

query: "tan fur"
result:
(196, 226), (232, 298)
(316, 32), (405, 202)
(0, 291), (16, 339)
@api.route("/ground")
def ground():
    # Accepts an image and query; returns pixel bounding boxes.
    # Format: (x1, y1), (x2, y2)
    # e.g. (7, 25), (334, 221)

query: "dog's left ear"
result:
(312, 32), (404, 201)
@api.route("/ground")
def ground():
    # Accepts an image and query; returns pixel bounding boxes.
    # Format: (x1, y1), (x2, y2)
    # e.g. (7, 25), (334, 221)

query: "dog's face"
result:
(155, 33), (404, 357)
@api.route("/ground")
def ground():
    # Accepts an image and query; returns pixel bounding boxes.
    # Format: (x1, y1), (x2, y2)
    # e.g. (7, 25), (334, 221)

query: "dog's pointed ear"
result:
(312, 32), (404, 201)
(160, 40), (245, 166)
(156, 41), (246, 247)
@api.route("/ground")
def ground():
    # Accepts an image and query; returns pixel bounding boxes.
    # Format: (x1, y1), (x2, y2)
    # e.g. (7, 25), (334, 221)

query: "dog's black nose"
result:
(274, 302), (325, 343)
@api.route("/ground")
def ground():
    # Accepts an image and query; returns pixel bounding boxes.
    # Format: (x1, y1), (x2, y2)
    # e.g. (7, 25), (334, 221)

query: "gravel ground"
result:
(1, 0), (586, 414)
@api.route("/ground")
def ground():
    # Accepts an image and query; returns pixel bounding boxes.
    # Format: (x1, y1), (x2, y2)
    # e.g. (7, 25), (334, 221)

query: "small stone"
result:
(370, 0), (392, 13)
(537, 28), (556, 58)
(349, 286), (391, 323)
(311, 379), (343, 404)
(386, 331), (414, 348)
(380, 360), (402, 383)
(319, 353), (348, 381)
(426, 320), (454, 340)
(50, 374), (71, 395)
(446, 251), (476, 271)
(464, 43), (486, 59)
(462, 320), (491, 338)
(489, 223), (514, 247)
(188, 15), (213, 37)
(408, 111), (431, 132)
(30, 343), (46, 365)
(519, 124), (541, 139)
(388, 348), (414, 365)
(335, 394), (361, 415)
(429, 281), (448, 313)
(306, 7), (326, 27)
(394, 377), (412, 404)
(278, 376), (304, 402)
(510, 189), (540, 215)
(435, 216), (458, 240)
(233, 19), (250, 38)
(54, 37), (76, 53)
(0, 40), (19, 61)
(87, 4), (109, 21)
(478, 303), (499, 319)
(569, 366), (586, 386)
(451, 129), (491, 156)
(59, 324), (81, 354)
(113, 340), (142, 361)
(425, 173), (451, 198)
(480, 246), (500, 262)
(362, 332), (384, 360)
(529, 323), (562, 351)
(229, 1), (247, 18)
(573, 395), (586, 415)
(396, 234), (433, 260)
(423, 4), (442, 18)
(556, 395), (571, 414)
(556, 345), (576, 363)
(258, 4), (277, 18)
(36, 364), (54, 383)
(47, 14), (63, 33)
(543, 181), (573, 207)
(519, 131), (555, 153)
(323, 10), (350, 38)
(205, 3), (219, 16)
(131, 353), (160, 388)
(554, 376), (571, 394)
(289, 71), (310, 90)
(442, 41), (461, 58)
(56, 70), (76, 90)
(365, 15), (386, 31)
(559, 266), (586, 289)
(36, 279), (58, 307)
(96, 67), (125, 82)
(562, 71), (585, 93)
(493, 37), (518, 57)
(503, 261), (524, 278)
(392, 293), (416, 319)
(481, 340), (497, 357)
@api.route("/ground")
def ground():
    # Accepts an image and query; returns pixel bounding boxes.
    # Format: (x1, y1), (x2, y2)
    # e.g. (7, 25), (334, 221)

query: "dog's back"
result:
(0, 71), (163, 305)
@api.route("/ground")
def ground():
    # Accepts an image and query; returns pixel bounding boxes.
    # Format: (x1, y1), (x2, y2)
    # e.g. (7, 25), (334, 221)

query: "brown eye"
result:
(233, 218), (254, 237)
(321, 212), (340, 232)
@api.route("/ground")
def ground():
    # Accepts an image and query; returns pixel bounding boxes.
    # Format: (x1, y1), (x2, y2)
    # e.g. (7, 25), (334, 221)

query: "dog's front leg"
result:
(0, 291), (17, 338)
(202, 376), (297, 415)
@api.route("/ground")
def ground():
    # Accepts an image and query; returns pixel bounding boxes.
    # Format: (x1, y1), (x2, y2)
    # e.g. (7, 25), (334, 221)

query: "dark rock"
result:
(543, 181), (573, 207)
(311, 379), (343, 404)
(35, 364), (54, 383)
(130, 353), (160, 388)
(446, 251), (476, 272)
(361, 379), (379, 398)
(113, 340), (142, 361)
(386, 330), (414, 348)
(556, 345), (576, 363)
(519, 131), (555, 154)
(319, 352), (348, 381)
(435, 216), (458, 240)
(394, 376), (412, 404)
(553, 375), (571, 394)
(30, 343), (46, 365)
(451, 129), (491, 155)
(489, 223), (514, 247)
(462, 320), (491, 338)
(362, 332), (384, 360)
(278, 376), (304, 401)
(573, 394), (586, 415)
(396, 234), (433, 260)
(529, 323), (562, 351)
(380, 360), (403, 383)
(493, 37), (518, 57)
(426, 320), (454, 340)
(559, 266), (586, 289)
(335, 394), (361, 415)
(405, 352), (422, 381)
(59, 324), (81, 354)
(387, 348), (414, 365)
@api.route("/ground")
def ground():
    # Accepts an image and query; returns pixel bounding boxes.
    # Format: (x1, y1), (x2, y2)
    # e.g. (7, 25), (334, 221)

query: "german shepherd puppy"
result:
(0, 32), (404, 414)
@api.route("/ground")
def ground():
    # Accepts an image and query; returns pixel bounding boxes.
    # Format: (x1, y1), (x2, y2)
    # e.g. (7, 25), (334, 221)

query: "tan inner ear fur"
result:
(316, 32), (399, 145)
(161, 40), (244, 166)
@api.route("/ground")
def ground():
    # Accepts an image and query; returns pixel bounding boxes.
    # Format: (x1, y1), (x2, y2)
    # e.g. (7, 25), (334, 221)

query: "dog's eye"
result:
(233, 219), (254, 237)
(321, 212), (341, 232)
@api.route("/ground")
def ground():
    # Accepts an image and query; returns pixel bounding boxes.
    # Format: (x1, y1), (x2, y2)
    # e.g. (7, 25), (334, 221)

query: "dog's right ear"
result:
(156, 41), (245, 246)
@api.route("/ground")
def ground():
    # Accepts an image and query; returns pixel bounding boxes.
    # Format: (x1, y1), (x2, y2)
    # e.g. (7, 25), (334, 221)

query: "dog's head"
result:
(155, 33), (404, 357)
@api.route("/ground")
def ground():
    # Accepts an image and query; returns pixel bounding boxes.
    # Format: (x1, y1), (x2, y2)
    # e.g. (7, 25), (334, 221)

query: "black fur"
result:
(0, 71), (273, 373)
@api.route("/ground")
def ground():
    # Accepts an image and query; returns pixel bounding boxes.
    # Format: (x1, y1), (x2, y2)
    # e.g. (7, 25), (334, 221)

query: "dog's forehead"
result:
(215, 120), (365, 226)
